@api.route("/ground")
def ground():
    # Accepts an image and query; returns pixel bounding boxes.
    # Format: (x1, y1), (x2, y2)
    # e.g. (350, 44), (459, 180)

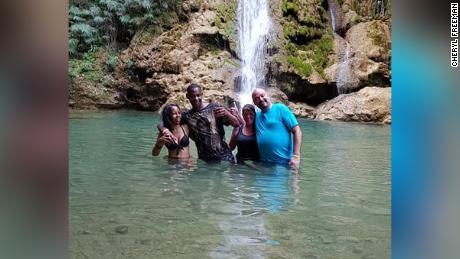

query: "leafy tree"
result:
(69, 0), (182, 57)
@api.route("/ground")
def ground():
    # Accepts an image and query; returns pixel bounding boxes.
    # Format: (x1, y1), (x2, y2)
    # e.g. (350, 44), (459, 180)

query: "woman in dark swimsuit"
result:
(228, 104), (260, 163)
(152, 104), (190, 159)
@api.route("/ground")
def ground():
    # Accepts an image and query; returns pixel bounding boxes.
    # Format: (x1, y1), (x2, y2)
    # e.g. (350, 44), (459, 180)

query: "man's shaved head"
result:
(252, 88), (271, 111)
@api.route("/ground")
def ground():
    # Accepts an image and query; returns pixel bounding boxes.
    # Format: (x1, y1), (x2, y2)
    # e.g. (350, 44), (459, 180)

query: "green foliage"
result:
(282, 0), (325, 27)
(216, 2), (236, 23)
(69, 48), (121, 86)
(281, 0), (333, 77)
(214, 0), (237, 43)
(283, 27), (333, 77)
(350, 0), (361, 15)
(287, 55), (312, 77)
(125, 59), (137, 79)
(299, 15), (324, 27)
(281, 0), (299, 15)
(368, 21), (386, 48)
(105, 52), (119, 72)
(69, 50), (104, 82)
(69, 0), (182, 57)
(283, 22), (323, 42)
(224, 56), (239, 67)
(307, 32), (333, 75)
(349, 0), (391, 18)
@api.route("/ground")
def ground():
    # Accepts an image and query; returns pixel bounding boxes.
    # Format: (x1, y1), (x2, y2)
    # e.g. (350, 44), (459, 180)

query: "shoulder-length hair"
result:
(162, 104), (180, 131)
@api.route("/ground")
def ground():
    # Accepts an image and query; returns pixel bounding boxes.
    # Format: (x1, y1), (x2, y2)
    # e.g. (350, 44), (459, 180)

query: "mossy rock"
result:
(282, 0), (300, 15)
(213, 0), (238, 51)
(281, 26), (333, 77)
(368, 21), (389, 50)
(281, 0), (326, 26)
(69, 48), (120, 107)
(284, 23), (324, 43)
(69, 49), (110, 84)
(287, 55), (313, 77)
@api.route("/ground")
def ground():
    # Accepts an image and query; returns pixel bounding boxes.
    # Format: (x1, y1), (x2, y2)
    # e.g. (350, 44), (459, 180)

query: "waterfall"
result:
(236, 0), (272, 107)
(329, 0), (337, 32)
(328, 0), (357, 94)
(336, 40), (355, 94)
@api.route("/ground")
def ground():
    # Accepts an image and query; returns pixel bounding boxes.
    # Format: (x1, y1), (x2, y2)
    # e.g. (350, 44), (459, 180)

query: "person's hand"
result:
(289, 154), (300, 170)
(160, 129), (177, 144)
(161, 128), (172, 137)
(213, 107), (230, 118)
(229, 107), (238, 117)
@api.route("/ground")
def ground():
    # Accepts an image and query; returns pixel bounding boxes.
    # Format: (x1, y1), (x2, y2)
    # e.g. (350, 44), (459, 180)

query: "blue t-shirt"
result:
(255, 103), (298, 164)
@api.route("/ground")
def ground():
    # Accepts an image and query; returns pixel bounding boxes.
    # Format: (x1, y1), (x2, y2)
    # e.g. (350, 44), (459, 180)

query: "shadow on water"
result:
(141, 158), (298, 258)
(207, 162), (298, 258)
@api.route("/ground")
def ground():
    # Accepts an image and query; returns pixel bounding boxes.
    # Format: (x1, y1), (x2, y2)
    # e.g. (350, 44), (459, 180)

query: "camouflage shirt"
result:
(182, 102), (235, 163)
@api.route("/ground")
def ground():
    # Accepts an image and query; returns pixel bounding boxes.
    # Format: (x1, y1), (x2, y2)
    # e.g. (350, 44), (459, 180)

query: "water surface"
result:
(70, 110), (390, 258)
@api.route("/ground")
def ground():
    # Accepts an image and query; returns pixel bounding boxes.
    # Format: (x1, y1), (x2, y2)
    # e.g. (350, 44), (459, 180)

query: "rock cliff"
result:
(69, 0), (391, 124)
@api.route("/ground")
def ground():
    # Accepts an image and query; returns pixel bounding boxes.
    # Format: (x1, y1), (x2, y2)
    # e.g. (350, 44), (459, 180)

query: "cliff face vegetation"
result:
(266, 0), (391, 122)
(69, 0), (391, 123)
(68, 0), (185, 109)
(69, 0), (241, 110)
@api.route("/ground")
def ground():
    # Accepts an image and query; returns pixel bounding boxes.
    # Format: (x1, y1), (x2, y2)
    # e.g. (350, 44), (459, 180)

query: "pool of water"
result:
(70, 110), (391, 258)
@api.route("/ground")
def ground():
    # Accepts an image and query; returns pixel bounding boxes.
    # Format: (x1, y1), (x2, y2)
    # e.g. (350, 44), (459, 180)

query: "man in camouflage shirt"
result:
(159, 83), (240, 163)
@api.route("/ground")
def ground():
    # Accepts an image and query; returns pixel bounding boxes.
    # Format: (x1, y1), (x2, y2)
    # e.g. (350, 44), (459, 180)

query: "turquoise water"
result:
(70, 110), (391, 258)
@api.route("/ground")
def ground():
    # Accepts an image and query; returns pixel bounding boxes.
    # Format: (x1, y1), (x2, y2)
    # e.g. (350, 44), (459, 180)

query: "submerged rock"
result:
(115, 225), (129, 234)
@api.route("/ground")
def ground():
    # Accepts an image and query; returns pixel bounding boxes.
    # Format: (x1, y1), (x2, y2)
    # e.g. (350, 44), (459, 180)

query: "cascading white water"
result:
(329, 0), (337, 32)
(336, 41), (354, 94)
(328, 0), (357, 94)
(236, 0), (272, 107)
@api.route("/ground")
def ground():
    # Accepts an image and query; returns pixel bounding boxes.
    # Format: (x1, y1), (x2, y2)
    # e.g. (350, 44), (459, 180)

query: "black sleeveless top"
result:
(236, 126), (260, 162)
(165, 126), (189, 150)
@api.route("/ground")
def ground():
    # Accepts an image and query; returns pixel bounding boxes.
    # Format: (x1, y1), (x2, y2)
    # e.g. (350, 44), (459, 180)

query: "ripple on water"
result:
(70, 111), (391, 258)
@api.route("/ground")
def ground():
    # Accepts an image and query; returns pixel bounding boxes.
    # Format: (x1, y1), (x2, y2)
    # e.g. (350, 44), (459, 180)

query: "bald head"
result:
(252, 88), (265, 97)
(252, 88), (271, 111)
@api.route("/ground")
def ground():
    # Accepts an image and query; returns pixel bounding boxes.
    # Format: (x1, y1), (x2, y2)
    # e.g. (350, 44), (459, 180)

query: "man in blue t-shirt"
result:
(251, 88), (302, 169)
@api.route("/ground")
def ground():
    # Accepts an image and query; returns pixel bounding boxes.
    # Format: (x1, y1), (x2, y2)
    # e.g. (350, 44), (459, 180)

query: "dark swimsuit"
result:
(236, 126), (260, 163)
(165, 126), (190, 150)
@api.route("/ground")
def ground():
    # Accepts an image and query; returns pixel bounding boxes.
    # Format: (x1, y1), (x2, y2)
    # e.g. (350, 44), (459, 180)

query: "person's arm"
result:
(182, 124), (189, 136)
(152, 132), (165, 156)
(289, 125), (302, 169)
(227, 111), (240, 127)
(220, 108), (240, 127)
(278, 104), (301, 169)
(228, 127), (239, 151)
(229, 107), (244, 125)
